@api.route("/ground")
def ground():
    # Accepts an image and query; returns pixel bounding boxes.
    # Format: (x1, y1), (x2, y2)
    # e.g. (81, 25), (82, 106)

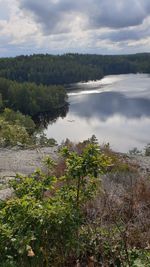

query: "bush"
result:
(0, 109), (36, 147)
(0, 143), (110, 266)
(1, 140), (149, 266)
(0, 119), (30, 147)
(2, 108), (35, 135)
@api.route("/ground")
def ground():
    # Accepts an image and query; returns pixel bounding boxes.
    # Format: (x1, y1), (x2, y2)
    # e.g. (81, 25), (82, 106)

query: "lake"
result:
(45, 74), (150, 152)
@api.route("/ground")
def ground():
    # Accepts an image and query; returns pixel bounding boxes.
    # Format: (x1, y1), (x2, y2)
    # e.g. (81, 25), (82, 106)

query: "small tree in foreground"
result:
(0, 143), (111, 267)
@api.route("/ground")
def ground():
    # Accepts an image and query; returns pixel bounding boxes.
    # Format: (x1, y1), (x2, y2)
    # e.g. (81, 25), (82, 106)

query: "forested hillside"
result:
(0, 78), (67, 116)
(0, 53), (150, 85)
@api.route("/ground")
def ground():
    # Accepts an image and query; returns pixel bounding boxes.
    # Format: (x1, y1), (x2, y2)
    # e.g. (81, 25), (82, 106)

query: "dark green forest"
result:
(0, 78), (67, 116)
(0, 53), (150, 85)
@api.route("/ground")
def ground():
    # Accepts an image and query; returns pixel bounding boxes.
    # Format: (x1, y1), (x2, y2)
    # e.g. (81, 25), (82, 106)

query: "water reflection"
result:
(34, 104), (69, 129)
(70, 92), (150, 120)
(45, 74), (150, 152)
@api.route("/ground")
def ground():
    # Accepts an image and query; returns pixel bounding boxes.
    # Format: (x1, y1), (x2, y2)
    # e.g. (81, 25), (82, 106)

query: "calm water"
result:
(45, 74), (150, 152)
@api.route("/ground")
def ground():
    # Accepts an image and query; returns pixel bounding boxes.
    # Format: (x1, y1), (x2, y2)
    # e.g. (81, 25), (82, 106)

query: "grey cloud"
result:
(20, 0), (150, 34)
(20, 0), (78, 34)
(1, 0), (150, 56)
(99, 26), (150, 43)
(87, 0), (150, 29)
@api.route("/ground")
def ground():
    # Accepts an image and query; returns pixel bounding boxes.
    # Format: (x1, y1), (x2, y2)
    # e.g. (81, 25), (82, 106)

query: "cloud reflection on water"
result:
(46, 74), (150, 152)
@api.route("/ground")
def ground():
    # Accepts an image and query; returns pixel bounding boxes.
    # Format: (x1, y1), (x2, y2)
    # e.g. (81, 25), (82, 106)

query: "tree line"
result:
(0, 77), (67, 116)
(0, 53), (150, 85)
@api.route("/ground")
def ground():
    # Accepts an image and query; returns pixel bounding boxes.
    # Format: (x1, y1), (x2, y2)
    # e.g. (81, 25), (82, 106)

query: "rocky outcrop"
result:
(0, 146), (58, 200)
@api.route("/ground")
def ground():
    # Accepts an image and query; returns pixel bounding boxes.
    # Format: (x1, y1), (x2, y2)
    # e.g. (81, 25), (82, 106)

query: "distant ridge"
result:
(0, 53), (150, 85)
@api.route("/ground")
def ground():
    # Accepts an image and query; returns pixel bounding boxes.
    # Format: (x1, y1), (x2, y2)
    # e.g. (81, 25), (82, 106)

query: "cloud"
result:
(19, 0), (82, 34)
(19, 0), (150, 35)
(98, 17), (150, 43)
(87, 0), (150, 29)
(0, 0), (150, 56)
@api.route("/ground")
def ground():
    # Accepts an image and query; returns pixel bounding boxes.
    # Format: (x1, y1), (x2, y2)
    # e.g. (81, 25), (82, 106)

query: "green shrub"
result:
(0, 119), (30, 147)
(0, 144), (110, 266)
(2, 108), (35, 135)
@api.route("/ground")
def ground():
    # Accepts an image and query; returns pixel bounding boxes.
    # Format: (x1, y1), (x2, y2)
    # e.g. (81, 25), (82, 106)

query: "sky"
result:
(0, 0), (150, 57)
